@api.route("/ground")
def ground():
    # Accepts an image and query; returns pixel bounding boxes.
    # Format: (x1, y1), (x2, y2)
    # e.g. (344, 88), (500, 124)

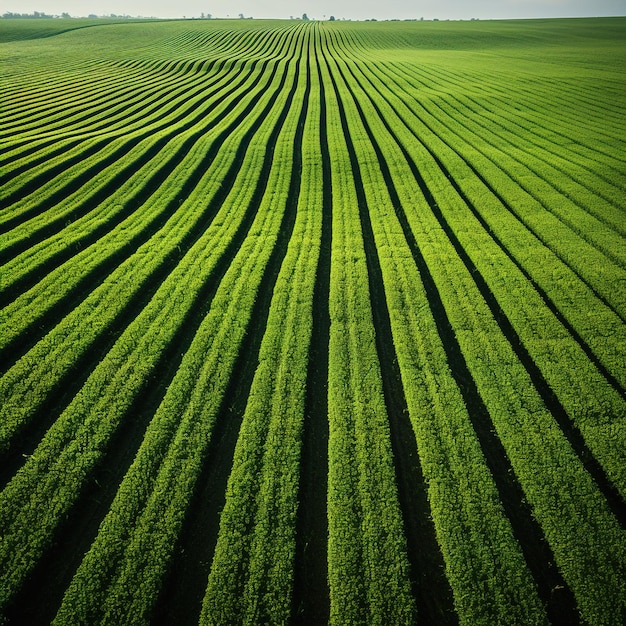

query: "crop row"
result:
(0, 27), (303, 447)
(1, 17), (624, 625)
(54, 38), (309, 625)
(0, 23), (306, 616)
(201, 39), (316, 625)
(320, 22), (626, 624)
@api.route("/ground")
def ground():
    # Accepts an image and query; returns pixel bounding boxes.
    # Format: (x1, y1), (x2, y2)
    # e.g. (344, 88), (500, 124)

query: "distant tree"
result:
(329, 15), (335, 21)
(239, 13), (244, 19)
(61, 12), (71, 18)
(4, 11), (53, 18)
(302, 13), (309, 21)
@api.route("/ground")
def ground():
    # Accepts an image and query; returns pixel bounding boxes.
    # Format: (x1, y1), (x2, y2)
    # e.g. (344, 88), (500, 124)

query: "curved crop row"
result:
(201, 41), (316, 626)
(1, 17), (624, 626)
(348, 57), (626, 388)
(319, 28), (551, 626)
(0, 25), (306, 616)
(317, 35), (416, 626)
(53, 35), (309, 626)
(322, 26), (626, 624)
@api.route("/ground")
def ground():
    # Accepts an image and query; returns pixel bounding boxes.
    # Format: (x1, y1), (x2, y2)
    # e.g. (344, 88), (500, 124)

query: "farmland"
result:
(1, 15), (625, 625)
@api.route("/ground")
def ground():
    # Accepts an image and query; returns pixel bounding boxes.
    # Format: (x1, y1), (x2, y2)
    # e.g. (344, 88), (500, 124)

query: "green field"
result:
(1, 16), (625, 625)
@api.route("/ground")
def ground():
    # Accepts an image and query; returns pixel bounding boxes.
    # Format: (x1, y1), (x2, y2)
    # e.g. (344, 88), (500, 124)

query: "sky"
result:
(2, 0), (625, 20)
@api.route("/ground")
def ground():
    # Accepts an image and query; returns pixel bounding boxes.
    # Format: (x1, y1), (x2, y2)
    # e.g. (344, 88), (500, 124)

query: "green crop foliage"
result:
(1, 15), (624, 626)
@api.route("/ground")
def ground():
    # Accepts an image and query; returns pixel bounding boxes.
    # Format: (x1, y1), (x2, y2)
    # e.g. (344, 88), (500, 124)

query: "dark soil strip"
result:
(327, 60), (458, 626)
(0, 40), (296, 482)
(349, 59), (626, 514)
(335, 60), (583, 624)
(292, 41), (331, 626)
(152, 39), (309, 626)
